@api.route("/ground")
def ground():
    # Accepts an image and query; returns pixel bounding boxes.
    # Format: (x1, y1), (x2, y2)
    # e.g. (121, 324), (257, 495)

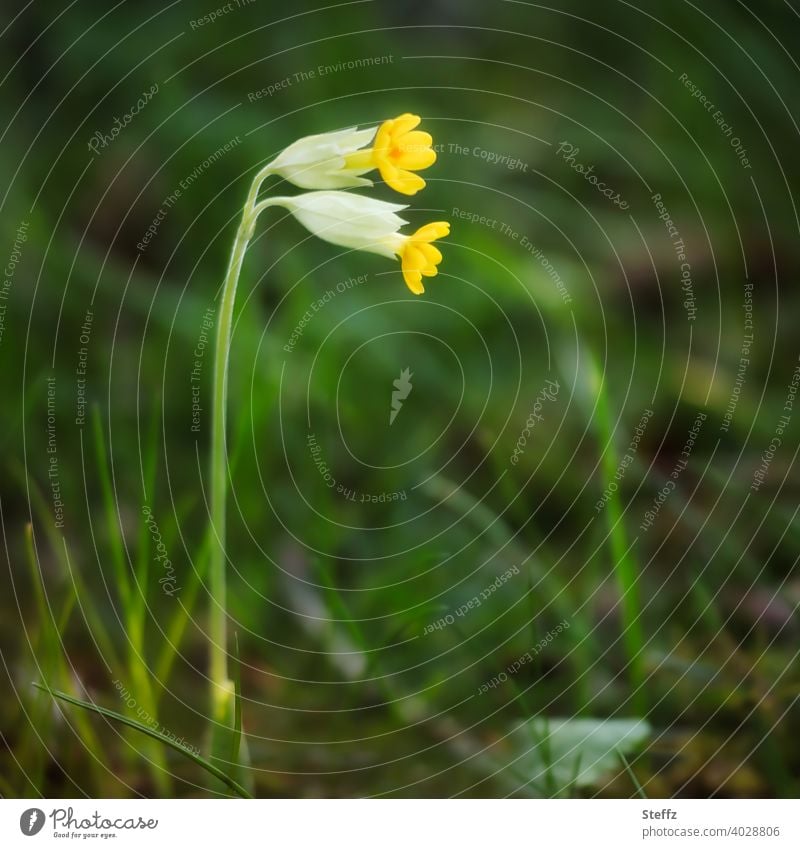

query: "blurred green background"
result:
(1, 0), (799, 798)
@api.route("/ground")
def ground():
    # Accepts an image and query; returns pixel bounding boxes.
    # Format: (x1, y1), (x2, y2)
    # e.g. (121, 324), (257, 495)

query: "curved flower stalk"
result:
(264, 113), (437, 196)
(208, 116), (450, 782)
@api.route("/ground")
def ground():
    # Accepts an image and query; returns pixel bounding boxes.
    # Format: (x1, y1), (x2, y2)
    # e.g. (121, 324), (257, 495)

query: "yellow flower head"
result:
(344, 113), (437, 196)
(373, 113), (437, 195)
(396, 221), (450, 295)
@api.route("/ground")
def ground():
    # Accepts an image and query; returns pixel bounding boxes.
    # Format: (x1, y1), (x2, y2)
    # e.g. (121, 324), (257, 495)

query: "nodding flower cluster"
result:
(254, 113), (450, 295)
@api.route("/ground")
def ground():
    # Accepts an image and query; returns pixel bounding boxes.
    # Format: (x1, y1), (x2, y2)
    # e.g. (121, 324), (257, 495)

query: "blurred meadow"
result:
(1, 0), (799, 798)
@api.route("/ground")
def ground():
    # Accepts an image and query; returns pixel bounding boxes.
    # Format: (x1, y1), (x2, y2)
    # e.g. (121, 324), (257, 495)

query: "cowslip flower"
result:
(207, 113), (449, 781)
(264, 113), (437, 196)
(257, 191), (449, 294)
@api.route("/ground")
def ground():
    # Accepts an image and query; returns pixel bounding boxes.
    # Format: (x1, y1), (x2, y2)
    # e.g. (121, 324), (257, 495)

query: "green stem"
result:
(208, 165), (270, 726)
(595, 386), (647, 715)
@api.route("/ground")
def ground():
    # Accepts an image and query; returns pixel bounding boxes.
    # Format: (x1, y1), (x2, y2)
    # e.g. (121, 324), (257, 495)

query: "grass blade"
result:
(34, 683), (253, 798)
(91, 406), (131, 609)
(617, 746), (648, 799)
(577, 347), (646, 714)
(231, 632), (243, 765)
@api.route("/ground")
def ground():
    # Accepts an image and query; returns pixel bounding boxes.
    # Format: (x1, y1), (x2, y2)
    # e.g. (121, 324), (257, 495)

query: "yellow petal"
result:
(416, 243), (440, 277)
(402, 244), (427, 272)
(401, 130), (432, 147)
(393, 146), (436, 170)
(381, 164), (426, 195)
(376, 157), (400, 184)
(412, 221), (450, 242)
(378, 155), (399, 174)
(401, 244), (426, 293)
(419, 242), (443, 266)
(390, 113), (421, 136)
(373, 119), (394, 152)
(402, 267), (425, 294)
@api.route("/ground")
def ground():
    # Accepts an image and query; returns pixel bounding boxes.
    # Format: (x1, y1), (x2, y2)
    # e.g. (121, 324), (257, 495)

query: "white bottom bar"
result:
(4, 799), (798, 847)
